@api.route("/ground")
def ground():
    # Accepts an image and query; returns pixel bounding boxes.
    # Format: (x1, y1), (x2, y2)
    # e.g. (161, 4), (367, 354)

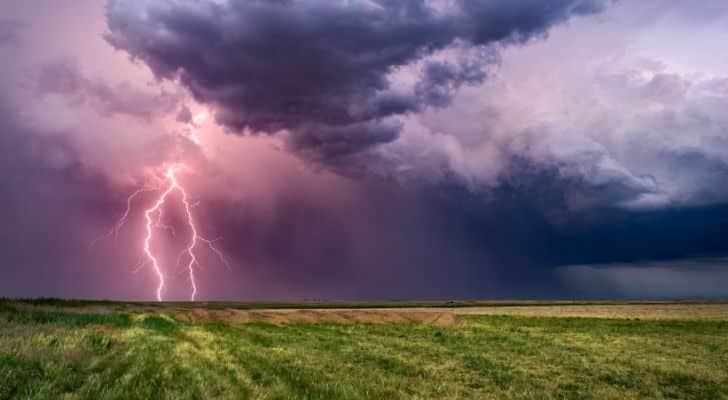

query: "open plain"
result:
(1, 299), (728, 399)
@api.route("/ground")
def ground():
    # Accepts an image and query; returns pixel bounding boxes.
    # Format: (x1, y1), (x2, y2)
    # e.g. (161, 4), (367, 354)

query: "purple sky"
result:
(1, 0), (728, 301)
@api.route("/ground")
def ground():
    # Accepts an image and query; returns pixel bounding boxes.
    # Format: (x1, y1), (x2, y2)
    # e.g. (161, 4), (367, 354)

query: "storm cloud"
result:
(1, 0), (727, 301)
(105, 0), (728, 210)
(105, 0), (605, 163)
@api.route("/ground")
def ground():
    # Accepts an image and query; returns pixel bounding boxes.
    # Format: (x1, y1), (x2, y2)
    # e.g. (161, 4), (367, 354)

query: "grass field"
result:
(1, 299), (727, 399)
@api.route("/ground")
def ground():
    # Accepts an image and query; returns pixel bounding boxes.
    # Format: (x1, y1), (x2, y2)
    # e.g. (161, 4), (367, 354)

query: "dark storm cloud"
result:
(408, 175), (728, 299)
(105, 0), (605, 162)
(36, 59), (182, 120)
(414, 48), (497, 108)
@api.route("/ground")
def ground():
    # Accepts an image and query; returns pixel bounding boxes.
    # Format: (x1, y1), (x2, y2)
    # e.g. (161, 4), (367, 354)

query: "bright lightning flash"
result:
(97, 164), (229, 301)
(142, 164), (228, 301)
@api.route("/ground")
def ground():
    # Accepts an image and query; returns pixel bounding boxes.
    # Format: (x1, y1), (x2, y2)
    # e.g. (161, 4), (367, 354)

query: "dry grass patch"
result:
(169, 308), (459, 326)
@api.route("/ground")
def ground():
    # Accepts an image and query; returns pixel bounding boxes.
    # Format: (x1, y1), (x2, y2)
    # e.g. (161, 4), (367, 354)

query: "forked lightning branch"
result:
(95, 164), (229, 301)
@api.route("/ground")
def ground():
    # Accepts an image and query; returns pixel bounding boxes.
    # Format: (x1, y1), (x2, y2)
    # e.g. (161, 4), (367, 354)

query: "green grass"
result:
(1, 304), (727, 399)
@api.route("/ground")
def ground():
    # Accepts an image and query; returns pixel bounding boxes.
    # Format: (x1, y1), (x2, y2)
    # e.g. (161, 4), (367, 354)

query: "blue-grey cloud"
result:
(557, 258), (728, 298)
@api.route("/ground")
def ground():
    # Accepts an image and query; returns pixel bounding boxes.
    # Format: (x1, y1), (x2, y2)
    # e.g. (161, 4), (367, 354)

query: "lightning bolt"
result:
(178, 169), (200, 301)
(90, 187), (157, 247)
(141, 164), (227, 301)
(98, 163), (228, 301)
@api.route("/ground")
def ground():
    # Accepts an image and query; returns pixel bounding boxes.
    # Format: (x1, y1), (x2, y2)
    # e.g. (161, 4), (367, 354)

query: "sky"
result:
(1, 0), (727, 301)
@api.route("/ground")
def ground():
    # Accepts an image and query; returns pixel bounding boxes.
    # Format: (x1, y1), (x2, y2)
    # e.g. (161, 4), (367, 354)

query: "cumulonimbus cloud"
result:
(104, 0), (605, 163)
